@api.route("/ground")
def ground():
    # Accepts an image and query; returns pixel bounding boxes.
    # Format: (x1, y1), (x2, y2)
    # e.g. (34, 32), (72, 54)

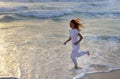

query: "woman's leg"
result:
(71, 50), (78, 67)
(71, 45), (89, 68)
(76, 51), (89, 57)
(75, 45), (89, 57)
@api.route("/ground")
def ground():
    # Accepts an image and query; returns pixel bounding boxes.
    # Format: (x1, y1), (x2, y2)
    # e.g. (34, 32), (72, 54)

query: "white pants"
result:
(71, 44), (88, 66)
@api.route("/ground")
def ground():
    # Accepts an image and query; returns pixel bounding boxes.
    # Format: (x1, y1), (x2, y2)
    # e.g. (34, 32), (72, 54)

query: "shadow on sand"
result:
(0, 77), (18, 79)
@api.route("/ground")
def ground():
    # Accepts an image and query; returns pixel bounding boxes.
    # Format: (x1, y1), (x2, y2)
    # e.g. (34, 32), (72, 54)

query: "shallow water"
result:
(0, 1), (120, 79)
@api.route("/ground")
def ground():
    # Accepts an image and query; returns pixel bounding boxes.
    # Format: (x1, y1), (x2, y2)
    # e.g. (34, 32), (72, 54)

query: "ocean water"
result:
(0, 0), (120, 79)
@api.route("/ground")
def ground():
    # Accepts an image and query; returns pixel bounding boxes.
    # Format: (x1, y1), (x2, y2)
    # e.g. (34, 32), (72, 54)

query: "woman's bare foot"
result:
(74, 66), (78, 69)
(87, 51), (90, 56)
(74, 66), (82, 69)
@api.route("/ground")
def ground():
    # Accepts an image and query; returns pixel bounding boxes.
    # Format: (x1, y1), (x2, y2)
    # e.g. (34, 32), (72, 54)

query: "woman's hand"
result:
(74, 41), (79, 45)
(64, 37), (71, 45)
(64, 42), (67, 45)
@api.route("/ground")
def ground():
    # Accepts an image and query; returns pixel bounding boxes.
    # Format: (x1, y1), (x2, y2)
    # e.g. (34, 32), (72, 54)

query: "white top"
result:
(69, 29), (79, 44)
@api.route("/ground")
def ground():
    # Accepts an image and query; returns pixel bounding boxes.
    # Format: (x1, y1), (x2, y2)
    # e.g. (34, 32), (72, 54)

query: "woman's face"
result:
(70, 22), (75, 29)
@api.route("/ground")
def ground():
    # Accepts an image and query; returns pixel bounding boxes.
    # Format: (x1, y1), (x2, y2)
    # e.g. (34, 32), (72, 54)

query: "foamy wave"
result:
(85, 35), (120, 42)
(15, 10), (120, 19)
(73, 35), (120, 79)
(0, 1), (119, 19)
(0, 0), (109, 2)
(0, 15), (22, 22)
(73, 53), (120, 79)
(73, 64), (120, 79)
(16, 9), (73, 18)
(0, 15), (15, 22)
(0, 6), (28, 13)
(88, 64), (120, 74)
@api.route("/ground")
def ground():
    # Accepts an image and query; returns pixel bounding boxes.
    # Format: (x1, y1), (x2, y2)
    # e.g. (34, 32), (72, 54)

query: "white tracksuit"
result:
(69, 29), (88, 66)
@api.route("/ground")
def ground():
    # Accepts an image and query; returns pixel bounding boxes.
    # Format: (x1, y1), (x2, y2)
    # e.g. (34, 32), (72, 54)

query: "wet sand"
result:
(84, 70), (120, 79)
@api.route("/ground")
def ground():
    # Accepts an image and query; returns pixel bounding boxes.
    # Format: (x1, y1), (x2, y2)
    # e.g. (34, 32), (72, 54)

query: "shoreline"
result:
(83, 69), (120, 79)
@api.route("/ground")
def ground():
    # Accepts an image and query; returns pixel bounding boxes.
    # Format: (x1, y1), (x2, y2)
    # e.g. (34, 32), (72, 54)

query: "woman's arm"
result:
(74, 33), (83, 45)
(64, 37), (71, 45)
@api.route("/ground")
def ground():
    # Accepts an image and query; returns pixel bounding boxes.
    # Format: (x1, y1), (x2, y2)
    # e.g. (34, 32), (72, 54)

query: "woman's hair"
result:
(70, 18), (84, 31)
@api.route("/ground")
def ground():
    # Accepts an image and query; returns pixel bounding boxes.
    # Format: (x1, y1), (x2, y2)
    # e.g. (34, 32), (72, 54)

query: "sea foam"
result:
(16, 9), (73, 18)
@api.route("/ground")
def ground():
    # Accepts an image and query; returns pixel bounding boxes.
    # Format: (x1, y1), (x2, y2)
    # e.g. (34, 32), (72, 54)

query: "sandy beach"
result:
(84, 70), (120, 79)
